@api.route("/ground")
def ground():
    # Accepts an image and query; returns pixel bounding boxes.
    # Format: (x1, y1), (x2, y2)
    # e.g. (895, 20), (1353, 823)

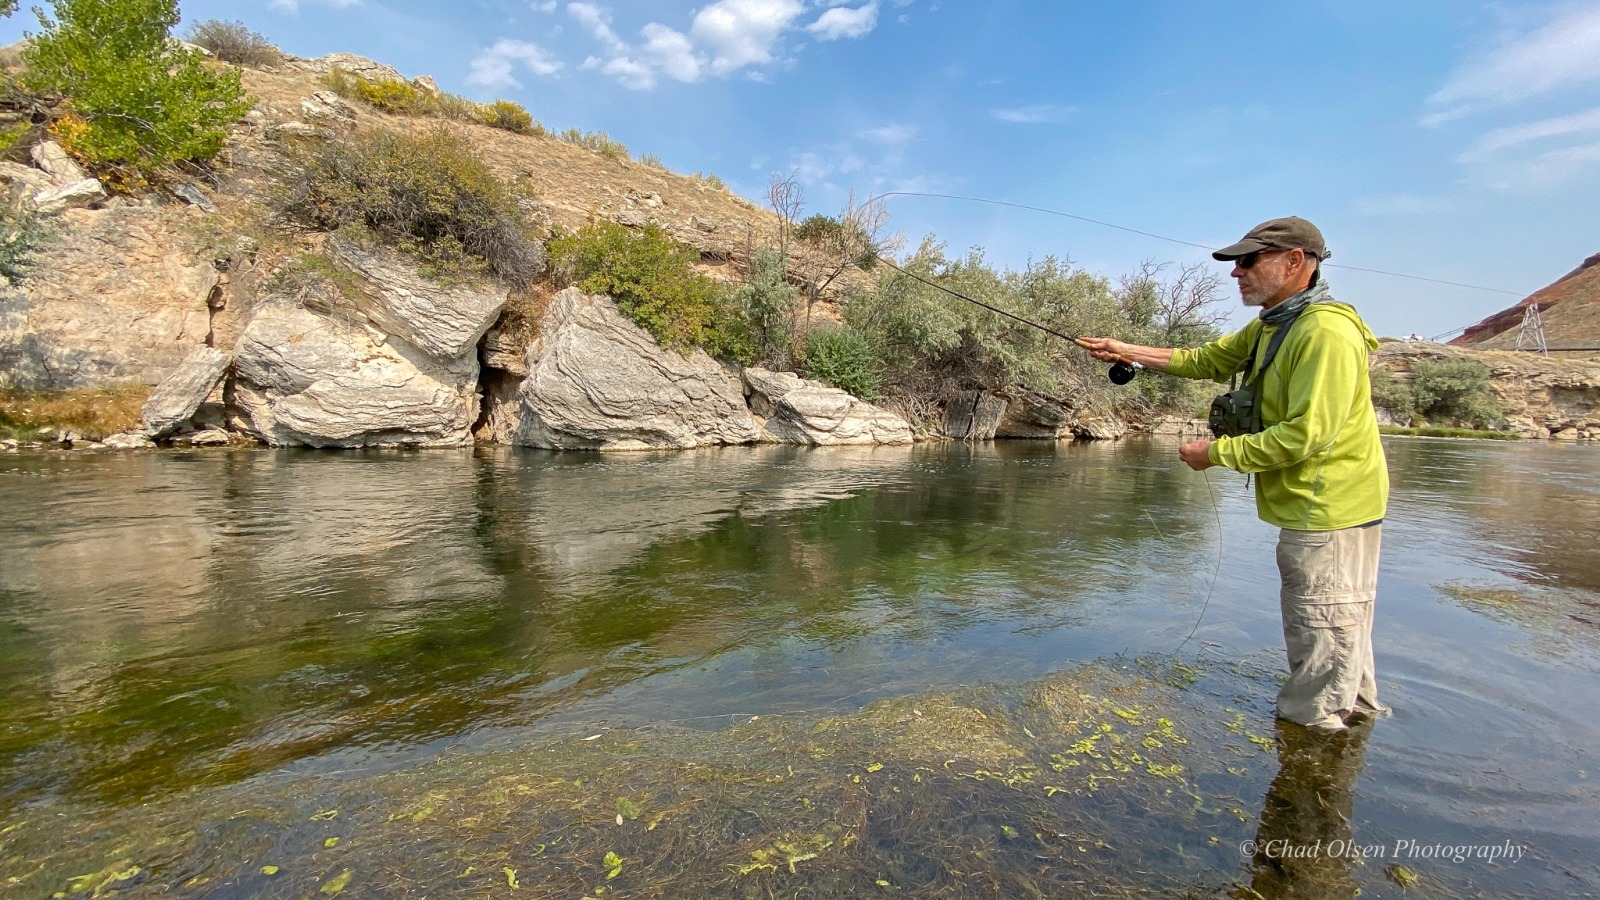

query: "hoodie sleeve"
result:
(1166, 322), (1258, 383)
(1208, 314), (1368, 473)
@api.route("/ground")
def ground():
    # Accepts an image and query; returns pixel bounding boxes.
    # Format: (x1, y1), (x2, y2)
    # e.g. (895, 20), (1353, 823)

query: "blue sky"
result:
(7, 1), (1599, 339)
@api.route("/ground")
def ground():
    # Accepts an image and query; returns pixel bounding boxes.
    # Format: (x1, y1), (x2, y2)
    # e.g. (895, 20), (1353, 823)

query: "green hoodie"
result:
(1167, 301), (1388, 531)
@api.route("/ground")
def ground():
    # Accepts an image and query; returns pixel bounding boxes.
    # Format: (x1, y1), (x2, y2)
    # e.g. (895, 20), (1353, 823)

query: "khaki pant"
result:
(1275, 525), (1388, 729)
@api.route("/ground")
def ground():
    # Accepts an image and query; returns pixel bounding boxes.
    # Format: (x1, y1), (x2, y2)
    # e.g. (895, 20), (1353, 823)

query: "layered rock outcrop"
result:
(742, 368), (912, 445)
(1371, 342), (1600, 440)
(0, 207), (216, 389)
(227, 244), (506, 448)
(511, 289), (759, 450)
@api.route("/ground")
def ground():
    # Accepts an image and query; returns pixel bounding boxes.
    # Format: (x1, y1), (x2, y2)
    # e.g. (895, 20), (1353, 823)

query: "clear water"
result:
(1, 438), (1596, 897)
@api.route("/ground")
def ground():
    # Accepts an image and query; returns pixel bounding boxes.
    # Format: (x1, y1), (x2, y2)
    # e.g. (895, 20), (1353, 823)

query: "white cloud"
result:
(466, 39), (563, 89)
(1459, 106), (1600, 161)
(808, 2), (878, 41)
(860, 123), (914, 145)
(270, 0), (359, 11)
(1423, 5), (1600, 125)
(691, 0), (805, 74)
(569, 2), (626, 53)
(532, 1), (557, 11)
(989, 104), (1076, 124)
(562, 0), (888, 89)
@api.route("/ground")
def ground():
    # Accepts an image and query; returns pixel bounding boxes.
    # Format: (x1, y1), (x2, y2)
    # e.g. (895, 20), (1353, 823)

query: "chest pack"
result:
(1207, 306), (1309, 438)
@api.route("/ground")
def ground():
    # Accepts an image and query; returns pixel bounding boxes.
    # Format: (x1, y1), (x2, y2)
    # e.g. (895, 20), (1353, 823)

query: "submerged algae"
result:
(3, 659), (1292, 899)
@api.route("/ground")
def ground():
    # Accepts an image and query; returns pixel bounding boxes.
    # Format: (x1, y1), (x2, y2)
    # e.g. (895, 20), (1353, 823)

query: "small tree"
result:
(793, 193), (893, 341)
(23, 0), (252, 184)
(2, 1), (18, 17)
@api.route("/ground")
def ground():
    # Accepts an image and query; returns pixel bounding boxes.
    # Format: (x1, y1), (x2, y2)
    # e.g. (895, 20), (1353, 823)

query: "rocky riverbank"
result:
(1370, 342), (1600, 441)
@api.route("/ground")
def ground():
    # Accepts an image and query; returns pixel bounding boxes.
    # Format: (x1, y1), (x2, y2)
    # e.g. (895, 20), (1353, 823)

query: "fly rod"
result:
(875, 257), (1142, 385)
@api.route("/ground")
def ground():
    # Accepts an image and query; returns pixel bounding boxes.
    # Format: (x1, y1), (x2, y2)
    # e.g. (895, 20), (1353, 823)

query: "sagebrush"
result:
(276, 128), (544, 284)
(186, 18), (282, 67)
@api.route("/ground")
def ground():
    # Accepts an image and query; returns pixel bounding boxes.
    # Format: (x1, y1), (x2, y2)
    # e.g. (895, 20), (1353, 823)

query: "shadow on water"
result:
(0, 438), (1597, 897)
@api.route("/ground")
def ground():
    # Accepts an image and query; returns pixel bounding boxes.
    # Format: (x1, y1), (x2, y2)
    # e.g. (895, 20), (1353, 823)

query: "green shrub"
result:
(694, 171), (726, 190)
(433, 92), (485, 124)
(730, 247), (800, 367)
(1408, 357), (1503, 428)
(482, 99), (535, 134)
(22, 0), (252, 185)
(1368, 368), (1415, 420)
(0, 204), (48, 284)
(548, 220), (746, 358)
(186, 18), (282, 68)
(794, 214), (842, 245)
(639, 153), (666, 170)
(804, 323), (880, 399)
(277, 128), (544, 284)
(354, 75), (425, 113)
(558, 127), (629, 159)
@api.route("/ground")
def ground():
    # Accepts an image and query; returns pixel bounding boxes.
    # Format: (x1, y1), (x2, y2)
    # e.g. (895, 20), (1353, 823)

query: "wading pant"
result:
(1276, 524), (1388, 730)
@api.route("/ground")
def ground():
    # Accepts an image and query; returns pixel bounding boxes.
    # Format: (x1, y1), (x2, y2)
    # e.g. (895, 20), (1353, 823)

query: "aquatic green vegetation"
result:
(1, 660), (1295, 899)
(1439, 582), (1600, 652)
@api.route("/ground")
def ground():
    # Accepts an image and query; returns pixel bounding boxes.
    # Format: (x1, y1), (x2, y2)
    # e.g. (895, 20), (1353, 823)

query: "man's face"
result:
(1231, 249), (1299, 307)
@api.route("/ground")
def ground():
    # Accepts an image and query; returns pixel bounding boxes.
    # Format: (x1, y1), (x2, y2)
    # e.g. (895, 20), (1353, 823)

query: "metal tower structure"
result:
(1515, 303), (1549, 356)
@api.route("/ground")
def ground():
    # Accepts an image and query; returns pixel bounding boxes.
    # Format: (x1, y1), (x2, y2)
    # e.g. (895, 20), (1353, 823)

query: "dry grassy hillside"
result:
(1455, 252), (1600, 355)
(236, 59), (789, 274)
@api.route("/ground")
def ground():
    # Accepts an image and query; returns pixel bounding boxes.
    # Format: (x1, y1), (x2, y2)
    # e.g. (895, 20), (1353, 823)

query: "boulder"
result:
(33, 178), (107, 214)
(412, 75), (442, 96)
(300, 91), (357, 124)
(0, 161), (55, 201)
(171, 183), (217, 214)
(102, 432), (155, 451)
(995, 388), (1071, 439)
(229, 301), (479, 448)
(742, 367), (912, 445)
(30, 141), (86, 184)
(140, 346), (231, 437)
(329, 238), (507, 373)
(944, 390), (1008, 440)
(172, 428), (230, 446)
(513, 288), (760, 450)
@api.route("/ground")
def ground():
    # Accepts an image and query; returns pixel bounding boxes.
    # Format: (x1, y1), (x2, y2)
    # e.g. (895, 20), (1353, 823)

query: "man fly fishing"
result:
(1082, 217), (1390, 733)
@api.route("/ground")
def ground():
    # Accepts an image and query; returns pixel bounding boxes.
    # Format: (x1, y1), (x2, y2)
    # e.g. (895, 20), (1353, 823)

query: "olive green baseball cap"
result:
(1212, 216), (1330, 261)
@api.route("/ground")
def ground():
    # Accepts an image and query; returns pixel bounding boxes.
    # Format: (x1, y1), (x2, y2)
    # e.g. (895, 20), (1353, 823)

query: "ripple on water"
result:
(1374, 661), (1600, 842)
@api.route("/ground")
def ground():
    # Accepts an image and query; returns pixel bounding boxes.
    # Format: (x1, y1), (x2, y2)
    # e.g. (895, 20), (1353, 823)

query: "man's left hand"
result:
(1179, 438), (1215, 471)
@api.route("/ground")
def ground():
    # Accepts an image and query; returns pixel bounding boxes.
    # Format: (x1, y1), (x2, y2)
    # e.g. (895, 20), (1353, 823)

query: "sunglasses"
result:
(1236, 248), (1304, 269)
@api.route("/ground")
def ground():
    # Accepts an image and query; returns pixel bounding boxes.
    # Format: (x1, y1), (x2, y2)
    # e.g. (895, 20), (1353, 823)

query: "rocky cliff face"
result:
(0, 205), (221, 390)
(1371, 342), (1600, 440)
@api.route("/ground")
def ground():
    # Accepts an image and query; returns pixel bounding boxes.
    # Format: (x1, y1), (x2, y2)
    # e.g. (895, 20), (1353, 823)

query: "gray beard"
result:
(1240, 291), (1267, 307)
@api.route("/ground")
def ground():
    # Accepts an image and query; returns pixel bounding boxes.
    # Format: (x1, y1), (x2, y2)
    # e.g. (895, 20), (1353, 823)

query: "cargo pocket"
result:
(1276, 529), (1344, 601)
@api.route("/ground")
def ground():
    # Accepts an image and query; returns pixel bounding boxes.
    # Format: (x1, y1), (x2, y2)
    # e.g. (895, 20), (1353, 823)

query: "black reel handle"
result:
(1108, 360), (1137, 385)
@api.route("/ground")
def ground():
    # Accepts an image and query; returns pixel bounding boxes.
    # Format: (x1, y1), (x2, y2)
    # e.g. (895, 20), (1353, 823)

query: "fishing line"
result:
(1175, 467), (1224, 656)
(866, 191), (1526, 297)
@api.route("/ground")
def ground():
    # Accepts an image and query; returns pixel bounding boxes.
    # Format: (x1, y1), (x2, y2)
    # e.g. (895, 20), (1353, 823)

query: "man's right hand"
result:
(1079, 337), (1131, 363)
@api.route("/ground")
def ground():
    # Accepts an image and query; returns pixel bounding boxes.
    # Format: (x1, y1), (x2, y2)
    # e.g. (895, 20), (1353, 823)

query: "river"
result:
(1, 437), (1596, 898)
